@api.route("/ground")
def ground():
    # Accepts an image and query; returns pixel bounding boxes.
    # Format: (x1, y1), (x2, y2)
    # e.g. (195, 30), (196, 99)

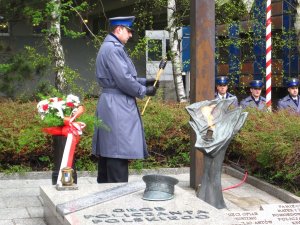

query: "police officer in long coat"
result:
(92, 16), (158, 183)
(278, 78), (300, 115)
(240, 80), (266, 110)
(214, 76), (238, 107)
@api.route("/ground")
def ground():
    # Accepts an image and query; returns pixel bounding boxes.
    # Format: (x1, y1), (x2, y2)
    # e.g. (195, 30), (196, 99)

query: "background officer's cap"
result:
(250, 80), (264, 88)
(109, 16), (135, 31)
(216, 76), (229, 85)
(286, 78), (299, 88)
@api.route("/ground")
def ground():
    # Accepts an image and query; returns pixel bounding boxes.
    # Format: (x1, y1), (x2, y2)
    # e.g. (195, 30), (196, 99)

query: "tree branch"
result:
(69, 5), (99, 41)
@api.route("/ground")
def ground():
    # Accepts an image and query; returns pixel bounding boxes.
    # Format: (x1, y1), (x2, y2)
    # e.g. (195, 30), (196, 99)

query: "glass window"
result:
(216, 36), (229, 63)
(240, 33), (254, 62)
(218, 47), (229, 64)
(166, 39), (172, 61)
(0, 21), (9, 36)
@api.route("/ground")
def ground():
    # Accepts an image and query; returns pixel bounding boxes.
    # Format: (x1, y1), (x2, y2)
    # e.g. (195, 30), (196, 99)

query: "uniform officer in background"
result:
(277, 78), (300, 115)
(92, 16), (158, 183)
(240, 80), (266, 110)
(215, 76), (238, 107)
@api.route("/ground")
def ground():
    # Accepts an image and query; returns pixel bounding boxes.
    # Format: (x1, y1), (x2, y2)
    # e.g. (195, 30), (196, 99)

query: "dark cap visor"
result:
(122, 25), (134, 33)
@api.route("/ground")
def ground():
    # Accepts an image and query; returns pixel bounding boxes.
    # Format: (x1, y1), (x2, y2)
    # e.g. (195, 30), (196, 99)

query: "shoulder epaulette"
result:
(113, 42), (122, 47)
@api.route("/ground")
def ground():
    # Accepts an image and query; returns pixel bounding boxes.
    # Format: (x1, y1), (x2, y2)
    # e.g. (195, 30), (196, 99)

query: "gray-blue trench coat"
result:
(240, 96), (267, 111)
(92, 34), (149, 159)
(278, 95), (300, 115)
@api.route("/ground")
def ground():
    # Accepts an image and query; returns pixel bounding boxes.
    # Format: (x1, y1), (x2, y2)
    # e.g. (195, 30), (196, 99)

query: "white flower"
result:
(37, 100), (50, 113)
(50, 100), (66, 118)
(66, 94), (80, 107)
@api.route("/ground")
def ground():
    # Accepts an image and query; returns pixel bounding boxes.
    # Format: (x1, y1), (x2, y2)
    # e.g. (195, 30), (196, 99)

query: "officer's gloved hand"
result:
(146, 86), (157, 96)
(146, 78), (159, 88)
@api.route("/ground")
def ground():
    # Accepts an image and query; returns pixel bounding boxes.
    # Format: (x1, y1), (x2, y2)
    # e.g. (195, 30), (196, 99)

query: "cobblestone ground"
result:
(0, 176), (97, 225)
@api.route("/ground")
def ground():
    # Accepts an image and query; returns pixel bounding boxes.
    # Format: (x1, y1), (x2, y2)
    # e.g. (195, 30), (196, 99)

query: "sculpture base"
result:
(196, 150), (227, 209)
(56, 183), (78, 191)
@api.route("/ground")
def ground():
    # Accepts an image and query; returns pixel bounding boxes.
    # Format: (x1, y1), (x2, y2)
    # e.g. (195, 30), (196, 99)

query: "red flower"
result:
(66, 102), (74, 108)
(42, 104), (48, 111)
(49, 99), (54, 102)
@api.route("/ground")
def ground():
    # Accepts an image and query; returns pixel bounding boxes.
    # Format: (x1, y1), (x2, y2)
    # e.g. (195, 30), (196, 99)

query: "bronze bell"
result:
(142, 174), (179, 201)
(61, 167), (74, 186)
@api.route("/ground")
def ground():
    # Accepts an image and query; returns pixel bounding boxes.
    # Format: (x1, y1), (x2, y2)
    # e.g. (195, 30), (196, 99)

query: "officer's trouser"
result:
(97, 156), (128, 183)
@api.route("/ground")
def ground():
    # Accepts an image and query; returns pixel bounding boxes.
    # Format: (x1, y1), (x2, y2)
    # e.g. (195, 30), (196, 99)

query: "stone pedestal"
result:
(40, 180), (235, 225)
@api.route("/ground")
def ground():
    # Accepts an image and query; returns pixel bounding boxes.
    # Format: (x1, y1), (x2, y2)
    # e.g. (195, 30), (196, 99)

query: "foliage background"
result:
(0, 0), (299, 198)
(1, 0), (298, 100)
(0, 97), (299, 196)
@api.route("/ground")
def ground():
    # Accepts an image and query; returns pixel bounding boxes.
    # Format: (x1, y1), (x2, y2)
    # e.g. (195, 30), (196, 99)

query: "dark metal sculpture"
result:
(186, 97), (248, 209)
(142, 174), (179, 201)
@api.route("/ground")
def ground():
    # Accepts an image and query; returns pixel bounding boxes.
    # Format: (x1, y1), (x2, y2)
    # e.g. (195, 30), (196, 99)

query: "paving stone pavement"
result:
(0, 167), (297, 225)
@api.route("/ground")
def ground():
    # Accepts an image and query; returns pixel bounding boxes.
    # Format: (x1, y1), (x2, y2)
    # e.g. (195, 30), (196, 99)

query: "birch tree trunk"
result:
(48, 0), (66, 93)
(167, 0), (187, 103)
(295, 1), (300, 52)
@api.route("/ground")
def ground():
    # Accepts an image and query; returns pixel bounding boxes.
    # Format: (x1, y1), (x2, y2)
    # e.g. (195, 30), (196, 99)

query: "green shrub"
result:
(2, 165), (32, 174)
(140, 99), (191, 167)
(228, 108), (300, 194)
(75, 155), (97, 171)
(0, 98), (191, 172)
(0, 98), (299, 196)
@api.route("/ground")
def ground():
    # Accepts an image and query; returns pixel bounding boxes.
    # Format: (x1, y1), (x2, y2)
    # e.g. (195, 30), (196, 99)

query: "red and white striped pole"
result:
(266, 0), (272, 110)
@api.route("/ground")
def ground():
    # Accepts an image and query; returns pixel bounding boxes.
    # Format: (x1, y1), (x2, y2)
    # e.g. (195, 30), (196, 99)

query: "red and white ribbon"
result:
(266, 0), (272, 110)
(56, 120), (85, 186)
(43, 118), (85, 186)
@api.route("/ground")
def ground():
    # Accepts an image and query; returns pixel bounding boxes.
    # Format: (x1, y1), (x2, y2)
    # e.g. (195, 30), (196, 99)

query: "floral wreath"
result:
(37, 94), (81, 127)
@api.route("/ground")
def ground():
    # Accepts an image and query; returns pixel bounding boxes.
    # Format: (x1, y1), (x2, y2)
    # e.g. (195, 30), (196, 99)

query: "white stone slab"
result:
(41, 182), (146, 225)
(57, 181), (145, 215)
(3, 196), (42, 207)
(41, 181), (236, 225)
(27, 206), (44, 218)
(227, 203), (300, 225)
(260, 203), (300, 225)
(0, 187), (40, 197)
(0, 179), (50, 189)
(0, 197), (6, 208)
(0, 208), (30, 220)
(0, 219), (14, 225)
(13, 218), (47, 225)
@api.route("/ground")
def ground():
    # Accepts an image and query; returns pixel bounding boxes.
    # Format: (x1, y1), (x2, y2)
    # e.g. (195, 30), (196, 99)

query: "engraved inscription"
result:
(228, 204), (300, 225)
(84, 207), (210, 223)
(268, 204), (300, 224)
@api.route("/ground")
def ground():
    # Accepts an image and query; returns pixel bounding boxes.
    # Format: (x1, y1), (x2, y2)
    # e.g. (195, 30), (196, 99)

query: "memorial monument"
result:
(186, 97), (248, 209)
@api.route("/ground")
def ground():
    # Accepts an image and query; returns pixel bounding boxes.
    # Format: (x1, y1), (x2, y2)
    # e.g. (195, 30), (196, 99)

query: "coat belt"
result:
(102, 88), (124, 95)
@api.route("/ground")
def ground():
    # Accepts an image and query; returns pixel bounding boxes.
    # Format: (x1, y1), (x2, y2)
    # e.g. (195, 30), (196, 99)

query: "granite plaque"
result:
(261, 203), (300, 225)
(227, 211), (273, 225)
(65, 186), (235, 225)
(227, 203), (300, 225)
(41, 183), (236, 225)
